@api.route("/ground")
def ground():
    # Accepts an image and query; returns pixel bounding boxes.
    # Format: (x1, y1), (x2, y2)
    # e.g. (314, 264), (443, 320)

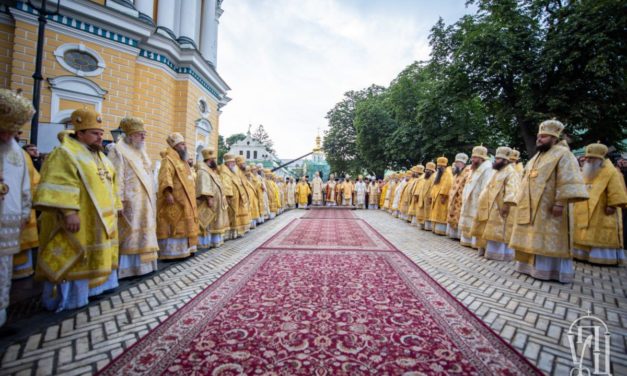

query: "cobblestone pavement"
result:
(355, 210), (627, 376)
(1, 209), (625, 375)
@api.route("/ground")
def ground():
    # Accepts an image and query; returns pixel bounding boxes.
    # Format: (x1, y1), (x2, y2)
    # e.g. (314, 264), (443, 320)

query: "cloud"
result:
(217, 0), (472, 158)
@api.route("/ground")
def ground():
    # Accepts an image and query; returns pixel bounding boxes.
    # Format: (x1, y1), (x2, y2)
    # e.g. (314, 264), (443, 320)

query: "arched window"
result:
(54, 43), (106, 77)
(196, 144), (204, 161)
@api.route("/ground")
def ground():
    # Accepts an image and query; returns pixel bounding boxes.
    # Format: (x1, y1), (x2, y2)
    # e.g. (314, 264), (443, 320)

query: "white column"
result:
(135, 0), (154, 21)
(210, 3), (223, 66)
(157, 0), (176, 35)
(200, 0), (216, 61)
(178, 0), (199, 47)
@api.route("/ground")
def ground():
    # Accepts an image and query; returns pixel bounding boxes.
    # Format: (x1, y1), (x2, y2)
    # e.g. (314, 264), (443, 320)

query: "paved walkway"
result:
(0, 209), (625, 375)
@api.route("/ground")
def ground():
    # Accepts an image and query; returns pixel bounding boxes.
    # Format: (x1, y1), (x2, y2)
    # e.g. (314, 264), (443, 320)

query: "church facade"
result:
(0, 0), (230, 160)
(227, 132), (274, 161)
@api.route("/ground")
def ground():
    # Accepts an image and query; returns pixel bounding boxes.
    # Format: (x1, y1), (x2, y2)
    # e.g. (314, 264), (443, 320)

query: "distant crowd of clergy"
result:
(370, 119), (626, 285)
(0, 86), (625, 327)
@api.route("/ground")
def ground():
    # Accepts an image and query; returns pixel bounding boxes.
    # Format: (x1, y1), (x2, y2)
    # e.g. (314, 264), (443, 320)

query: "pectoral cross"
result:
(97, 168), (112, 183)
(0, 181), (8, 198)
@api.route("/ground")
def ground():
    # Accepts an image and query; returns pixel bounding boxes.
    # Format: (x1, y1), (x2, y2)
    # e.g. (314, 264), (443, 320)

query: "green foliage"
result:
(217, 135), (228, 164)
(354, 94), (397, 177)
(251, 124), (276, 155)
(225, 133), (246, 148)
(323, 0), (625, 169)
(322, 85), (385, 176)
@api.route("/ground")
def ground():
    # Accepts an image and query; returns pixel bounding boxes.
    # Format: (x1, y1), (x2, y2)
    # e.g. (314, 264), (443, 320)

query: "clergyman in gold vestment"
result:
(220, 154), (251, 237)
(156, 133), (199, 259)
(108, 117), (159, 278)
(0, 89), (34, 325)
(471, 147), (520, 261)
(430, 157), (454, 235)
(509, 120), (588, 283)
(35, 108), (122, 312)
(446, 153), (470, 239)
(196, 148), (229, 249)
(572, 142), (627, 265)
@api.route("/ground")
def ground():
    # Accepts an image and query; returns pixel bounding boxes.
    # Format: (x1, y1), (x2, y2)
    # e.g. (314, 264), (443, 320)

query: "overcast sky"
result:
(217, 0), (474, 159)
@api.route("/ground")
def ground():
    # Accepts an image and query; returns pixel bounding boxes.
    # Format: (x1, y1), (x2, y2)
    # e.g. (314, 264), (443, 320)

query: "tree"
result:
(225, 133), (246, 149)
(252, 124), (276, 155)
(354, 94), (397, 177)
(442, 0), (626, 155)
(535, 0), (627, 150)
(217, 135), (228, 164)
(323, 85), (385, 176)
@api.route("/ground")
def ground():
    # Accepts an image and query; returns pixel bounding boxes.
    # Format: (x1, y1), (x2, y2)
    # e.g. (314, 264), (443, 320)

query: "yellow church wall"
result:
(58, 98), (95, 111)
(10, 20), (137, 142)
(132, 64), (221, 161)
(0, 22), (14, 89)
(133, 62), (177, 160)
(185, 80), (221, 154)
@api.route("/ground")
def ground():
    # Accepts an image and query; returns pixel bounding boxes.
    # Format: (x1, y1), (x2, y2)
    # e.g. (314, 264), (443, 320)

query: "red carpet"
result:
(302, 208), (357, 219)
(260, 218), (396, 251)
(99, 210), (541, 376)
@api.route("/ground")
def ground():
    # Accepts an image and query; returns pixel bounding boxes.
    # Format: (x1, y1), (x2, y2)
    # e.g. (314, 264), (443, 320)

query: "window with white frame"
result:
(54, 43), (106, 77)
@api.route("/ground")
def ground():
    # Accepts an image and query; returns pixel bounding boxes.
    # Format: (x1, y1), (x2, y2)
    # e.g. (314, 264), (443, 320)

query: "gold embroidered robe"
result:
(287, 181), (296, 207)
(392, 180), (407, 211)
(196, 163), (229, 237)
(250, 174), (266, 218)
(156, 147), (198, 255)
(573, 159), (627, 251)
(343, 181), (354, 200)
(35, 137), (121, 287)
(256, 175), (269, 217)
(368, 183), (380, 205)
(14, 150), (39, 278)
(296, 182), (311, 205)
(379, 183), (388, 208)
(400, 178), (417, 216)
(278, 180), (286, 209)
(408, 176), (424, 218)
(471, 164), (520, 244)
(265, 178), (278, 214)
(415, 176), (433, 224)
(325, 181), (336, 203)
(509, 143), (588, 260)
(243, 173), (259, 221)
(430, 167), (454, 226)
(108, 139), (158, 263)
(447, 167), (471, 230)
(219, 165), (250, 235)
(459, 161), (493, 239)
(312, 177), (324, 202)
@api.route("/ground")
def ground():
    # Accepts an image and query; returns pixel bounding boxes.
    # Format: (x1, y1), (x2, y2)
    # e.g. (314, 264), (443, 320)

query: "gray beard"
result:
(127, 138), (145, 150)
(177, 148), (187, 161)
(582, 160), (602, 180)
